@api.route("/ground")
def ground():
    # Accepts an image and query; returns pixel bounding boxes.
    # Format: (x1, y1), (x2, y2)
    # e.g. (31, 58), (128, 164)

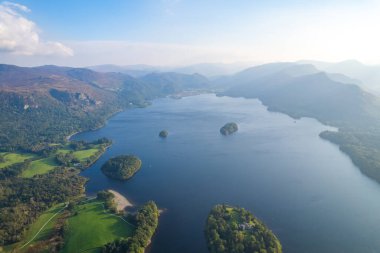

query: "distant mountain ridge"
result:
(88, 62), (256, 77)
(299, 59), (380, 94)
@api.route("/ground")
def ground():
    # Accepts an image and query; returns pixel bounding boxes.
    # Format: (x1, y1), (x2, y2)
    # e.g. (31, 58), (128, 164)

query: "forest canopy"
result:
(101, 155), (142, 180)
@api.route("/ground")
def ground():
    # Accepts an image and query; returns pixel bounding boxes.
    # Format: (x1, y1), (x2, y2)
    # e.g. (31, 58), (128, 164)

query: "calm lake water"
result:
(73, 94), (380, 253)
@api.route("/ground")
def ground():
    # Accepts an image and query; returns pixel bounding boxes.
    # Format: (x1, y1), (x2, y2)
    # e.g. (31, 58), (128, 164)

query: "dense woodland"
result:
(101, 155), (142, 180)
(0, 91), (121, 152)
(102, 201), (159, 253)
(205, 205), (282, 253)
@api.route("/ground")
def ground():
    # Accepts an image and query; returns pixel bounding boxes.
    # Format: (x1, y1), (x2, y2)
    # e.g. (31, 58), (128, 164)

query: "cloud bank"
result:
(0, 1), (73, 56)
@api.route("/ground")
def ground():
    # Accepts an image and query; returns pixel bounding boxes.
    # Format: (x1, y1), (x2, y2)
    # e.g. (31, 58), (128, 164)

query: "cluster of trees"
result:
(56, 152), (80, 167)
(159, 130), (168, 138)
(102, 201), (159, 253)
(205, 205), (282, 253)
(0, 160), (31, 179)
(0, 168), (86, 245)
(70, 138), (111, 151)
(97, 190), (117, 213)
(101, 155), (142, 180)
(220, 122), (238, 135)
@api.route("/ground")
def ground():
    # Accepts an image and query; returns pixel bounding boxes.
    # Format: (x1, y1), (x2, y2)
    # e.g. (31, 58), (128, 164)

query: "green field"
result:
(0, 152), (37, 169)
(73, 148), (100, 162)
(19, 144), (103, 178)
(58, 146), (101, 161)
(21, 157), (59, 178)
(61, 200), (134, 253)
(56, 144), (101, 162)
(5, 203), (66, 252)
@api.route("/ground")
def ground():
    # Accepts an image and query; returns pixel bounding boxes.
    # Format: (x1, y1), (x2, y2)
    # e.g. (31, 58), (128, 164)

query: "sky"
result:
(0, 0), (379, 67)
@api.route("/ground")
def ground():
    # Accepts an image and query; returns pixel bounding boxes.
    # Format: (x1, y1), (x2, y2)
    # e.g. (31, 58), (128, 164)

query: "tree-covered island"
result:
(205, 205), (282, 253)
(101, 155), (142, 180)
(159, 130), (169, 138)
(220, 122), (238, 135)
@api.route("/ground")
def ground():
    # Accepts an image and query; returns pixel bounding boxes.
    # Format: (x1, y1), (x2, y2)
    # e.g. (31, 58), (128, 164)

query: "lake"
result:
(73, 94), (380, 253)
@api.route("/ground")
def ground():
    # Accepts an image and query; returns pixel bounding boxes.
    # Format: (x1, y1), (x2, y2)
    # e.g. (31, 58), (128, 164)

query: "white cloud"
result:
(0, 1), (73, 56)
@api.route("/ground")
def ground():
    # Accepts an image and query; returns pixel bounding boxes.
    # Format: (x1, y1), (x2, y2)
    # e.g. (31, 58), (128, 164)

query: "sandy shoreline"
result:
(108, 189), (133, 211)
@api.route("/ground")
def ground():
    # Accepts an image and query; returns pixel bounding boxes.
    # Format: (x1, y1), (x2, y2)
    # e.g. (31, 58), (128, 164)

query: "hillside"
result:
(0, 65), (210, 151)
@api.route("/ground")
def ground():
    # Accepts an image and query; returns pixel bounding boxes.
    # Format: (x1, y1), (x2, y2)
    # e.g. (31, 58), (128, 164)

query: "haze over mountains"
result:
(89, 60), (380, 95)
(299, 60), (380, 95)
(88, 62), (258, 78)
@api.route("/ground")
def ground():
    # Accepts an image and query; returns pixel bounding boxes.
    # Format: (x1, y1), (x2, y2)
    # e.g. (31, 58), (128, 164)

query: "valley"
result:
(2, 62), (380, 252)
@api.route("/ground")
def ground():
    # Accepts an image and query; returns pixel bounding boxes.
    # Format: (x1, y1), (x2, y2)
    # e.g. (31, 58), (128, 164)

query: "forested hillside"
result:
(0, 64), (210, 151)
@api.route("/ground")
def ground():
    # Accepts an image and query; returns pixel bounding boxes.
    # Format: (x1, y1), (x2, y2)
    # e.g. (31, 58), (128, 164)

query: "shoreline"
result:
(108, 189), (133, 211)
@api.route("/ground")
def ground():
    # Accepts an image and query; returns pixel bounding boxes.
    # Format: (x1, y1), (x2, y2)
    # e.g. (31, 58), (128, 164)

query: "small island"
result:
(159, 130), (169, 138)
(220, 122), (238, 135)
(101, 155), (142, 180)
(205, 204), (282, 253)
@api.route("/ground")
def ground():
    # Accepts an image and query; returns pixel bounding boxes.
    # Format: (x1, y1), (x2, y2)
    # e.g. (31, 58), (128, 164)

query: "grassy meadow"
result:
(0, 152), (37, 169)
(0, 143), (105, 178)
(61, 200), (134, 253)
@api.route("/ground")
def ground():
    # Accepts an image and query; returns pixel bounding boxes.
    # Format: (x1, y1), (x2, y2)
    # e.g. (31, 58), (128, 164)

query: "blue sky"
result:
(0, 0), (379, 66)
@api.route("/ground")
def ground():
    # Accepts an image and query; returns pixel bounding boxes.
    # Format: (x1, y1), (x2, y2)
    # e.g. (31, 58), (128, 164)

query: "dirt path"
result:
(19, 203), (68, 249)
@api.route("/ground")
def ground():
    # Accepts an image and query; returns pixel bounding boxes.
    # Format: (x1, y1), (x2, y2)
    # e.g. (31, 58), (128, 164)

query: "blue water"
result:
(73, 94), (380, 253)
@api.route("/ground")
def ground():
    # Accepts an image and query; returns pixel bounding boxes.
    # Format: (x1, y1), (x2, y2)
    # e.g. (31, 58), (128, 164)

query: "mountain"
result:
(0, 65), (209, 150)
(223, 65), (378, 127)
(88, 62), (256, 78)
(299, 60), (380, 94)
(140, 72), (209, 93)
(170, 62), (257, 77)
(212, 62), (320, 90)
(88, 64), (162, 77)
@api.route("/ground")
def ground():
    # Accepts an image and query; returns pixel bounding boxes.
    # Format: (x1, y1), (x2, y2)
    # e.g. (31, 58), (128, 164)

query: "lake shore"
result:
(108, 189), (133, 211)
